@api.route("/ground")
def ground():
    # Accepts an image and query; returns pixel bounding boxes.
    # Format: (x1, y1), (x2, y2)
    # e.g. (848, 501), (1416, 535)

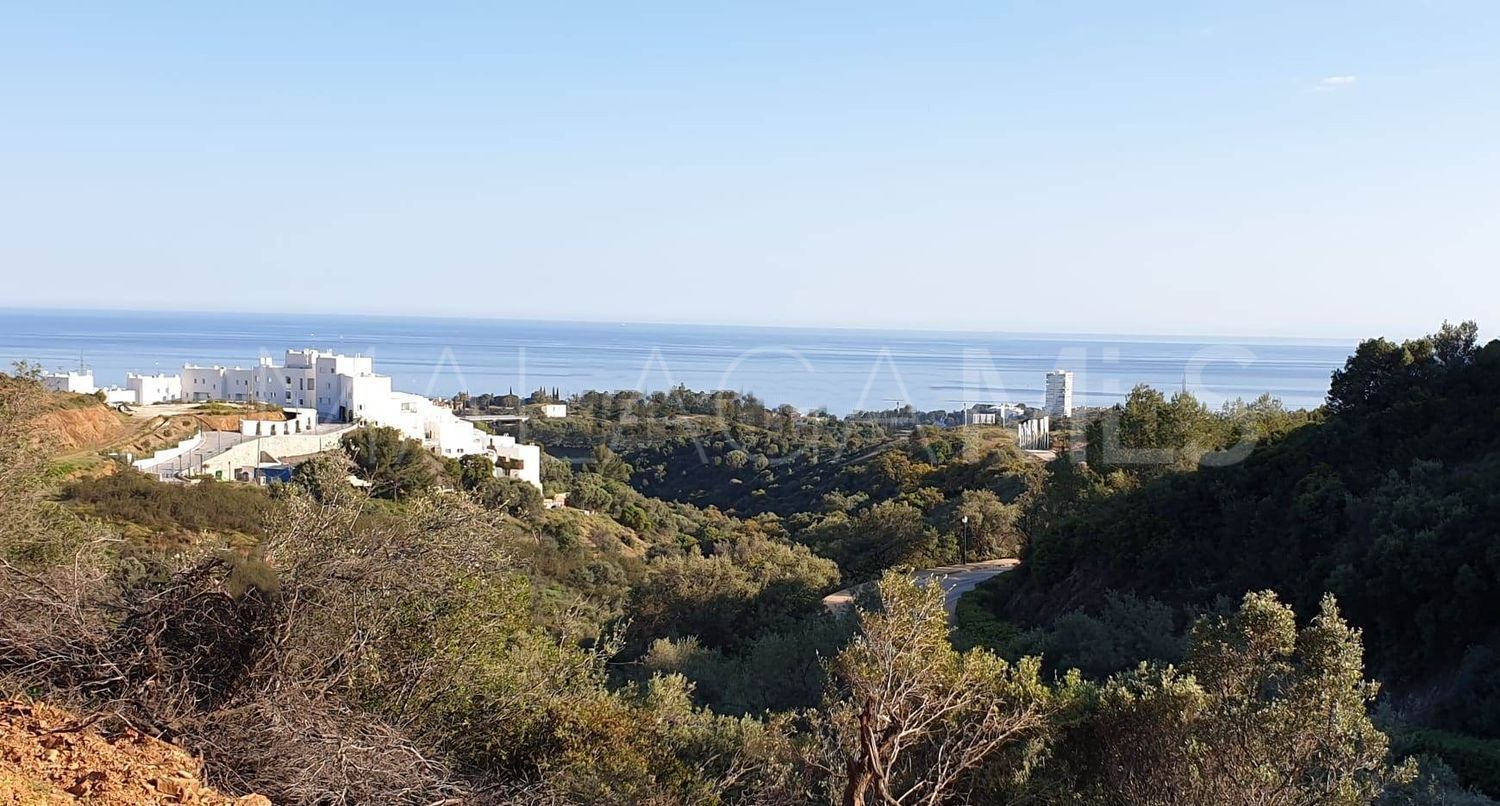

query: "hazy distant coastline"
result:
(0, 308), (1351, 414)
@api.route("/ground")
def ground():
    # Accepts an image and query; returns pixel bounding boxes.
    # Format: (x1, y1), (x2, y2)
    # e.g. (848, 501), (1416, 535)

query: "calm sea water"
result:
(0, 309), (1354, 414)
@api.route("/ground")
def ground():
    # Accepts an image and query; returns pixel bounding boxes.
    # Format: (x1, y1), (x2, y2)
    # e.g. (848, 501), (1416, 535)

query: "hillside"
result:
(526, 410), (894, 515)
(7, 352), (1496, 802)
(21, 390), (297, 481)
(29, 404), (129, 456)
(999, 323), (1500, 732)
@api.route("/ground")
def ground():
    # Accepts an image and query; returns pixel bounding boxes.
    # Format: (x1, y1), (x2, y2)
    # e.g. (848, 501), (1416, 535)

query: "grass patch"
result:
(192, 402), (283, 415)
(44, 454), (110, 483)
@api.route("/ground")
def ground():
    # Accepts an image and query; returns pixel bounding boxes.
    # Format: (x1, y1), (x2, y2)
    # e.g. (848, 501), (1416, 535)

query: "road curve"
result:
(821, 559), (1019, 622)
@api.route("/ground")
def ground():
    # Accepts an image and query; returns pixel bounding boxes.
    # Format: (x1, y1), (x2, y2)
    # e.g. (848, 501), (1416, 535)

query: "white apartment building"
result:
(173, 365), (260, 403)
(41, 371), (96, 394)
(1044, 370), (1073, 418)
(182, 365), (228, 402)
(356, 390), (541, 488)
(176, 351), (377, 418)
(45, 366), (208, 407)
(128, 373), (182, 405)
(124, 349), (542, 489)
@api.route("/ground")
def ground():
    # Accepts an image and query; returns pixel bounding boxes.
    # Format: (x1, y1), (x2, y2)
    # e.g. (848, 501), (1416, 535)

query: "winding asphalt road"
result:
(821, 559), (1019, 623)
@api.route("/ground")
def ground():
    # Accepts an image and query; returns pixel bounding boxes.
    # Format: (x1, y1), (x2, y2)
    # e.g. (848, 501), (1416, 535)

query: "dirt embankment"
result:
(193, 411), (284, 432)
(110, 417), (201, 459)
(29, 406), (129, 454)
(25, 388), (295, 457)
(0, 700), (268, 805)
(99, 412), (285, 460)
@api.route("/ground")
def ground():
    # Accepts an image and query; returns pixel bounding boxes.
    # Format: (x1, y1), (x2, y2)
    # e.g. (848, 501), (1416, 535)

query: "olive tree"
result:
(814, 571), (1050, 805)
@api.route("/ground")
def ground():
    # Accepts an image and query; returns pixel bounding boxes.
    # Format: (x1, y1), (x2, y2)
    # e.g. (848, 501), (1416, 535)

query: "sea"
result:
(0, 309), (1355, 415)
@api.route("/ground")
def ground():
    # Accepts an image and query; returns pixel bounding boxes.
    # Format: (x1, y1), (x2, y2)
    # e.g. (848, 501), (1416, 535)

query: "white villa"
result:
(128, 372), (183, 405)
(40, 370), (96, 394)
(40, 369), (176, 406)
(88, 349), (541, 489)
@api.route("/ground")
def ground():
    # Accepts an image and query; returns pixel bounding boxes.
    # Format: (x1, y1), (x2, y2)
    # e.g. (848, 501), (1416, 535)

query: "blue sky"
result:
(2, 2), (1497, 337)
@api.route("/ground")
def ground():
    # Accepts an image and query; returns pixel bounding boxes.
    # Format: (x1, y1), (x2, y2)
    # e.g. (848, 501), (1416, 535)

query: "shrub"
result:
(340, 425), (441, 499)
(63, 470), (271, 541)
(1396, 730), (1500, 797)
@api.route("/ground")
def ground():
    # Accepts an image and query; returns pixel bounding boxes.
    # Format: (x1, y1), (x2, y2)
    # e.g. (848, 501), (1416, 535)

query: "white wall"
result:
(491, 436), (542, 488)
(133, 431), (204, 470)
(202, 427), (354, 480)
(1017, 416), (1051, 450)
(344, 373), (394, 424)
(223, 368), (254, 402)
(101, 388), (135, 405)
(42, 371), (96, 394)
(127, 373), (182, 405)
(237, 408), (317, 436)
(181, 366), (225, 402)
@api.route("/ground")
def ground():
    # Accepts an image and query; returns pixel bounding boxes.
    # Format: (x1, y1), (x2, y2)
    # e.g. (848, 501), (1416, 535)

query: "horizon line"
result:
(0, 304), (1369, 346)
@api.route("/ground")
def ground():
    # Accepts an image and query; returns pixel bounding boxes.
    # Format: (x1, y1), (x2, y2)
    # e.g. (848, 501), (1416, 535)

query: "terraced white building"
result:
(134, 349), (542, 489)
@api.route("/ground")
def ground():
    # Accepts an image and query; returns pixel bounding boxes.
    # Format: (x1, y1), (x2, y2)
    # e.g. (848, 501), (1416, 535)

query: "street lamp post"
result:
(960, 515), (969, 564)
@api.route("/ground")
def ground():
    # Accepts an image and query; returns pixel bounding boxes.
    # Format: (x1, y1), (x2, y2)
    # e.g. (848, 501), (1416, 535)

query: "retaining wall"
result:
(133, 432), (204, 471)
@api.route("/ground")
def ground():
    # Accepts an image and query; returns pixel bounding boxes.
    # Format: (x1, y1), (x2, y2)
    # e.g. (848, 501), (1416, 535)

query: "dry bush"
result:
(187, 691), (465, 803)
(0, 425), (497, 802)
(2, 378), (796, 803)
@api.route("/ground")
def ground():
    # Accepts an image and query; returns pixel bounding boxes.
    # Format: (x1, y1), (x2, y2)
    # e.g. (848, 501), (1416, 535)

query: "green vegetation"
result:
(62, 470), (271, 543)
(3, 323), (1498, 803)
(1044, 590), (1415, 804)
(951, 570), (1026, 652)
(340, 424), (444, 499)
(1003, 323), (1500, 713)
(1393, 730), (1500, 798)
(191, 401), (284, 415)
(524, 387), (1043, 585)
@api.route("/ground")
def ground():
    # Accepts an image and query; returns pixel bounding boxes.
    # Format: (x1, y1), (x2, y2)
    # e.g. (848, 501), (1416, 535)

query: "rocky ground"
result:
(0, 700), (266, 805)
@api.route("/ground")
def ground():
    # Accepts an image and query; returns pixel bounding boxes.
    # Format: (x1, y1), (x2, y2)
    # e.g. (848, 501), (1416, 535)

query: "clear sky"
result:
(2, 2), (1497, 338)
